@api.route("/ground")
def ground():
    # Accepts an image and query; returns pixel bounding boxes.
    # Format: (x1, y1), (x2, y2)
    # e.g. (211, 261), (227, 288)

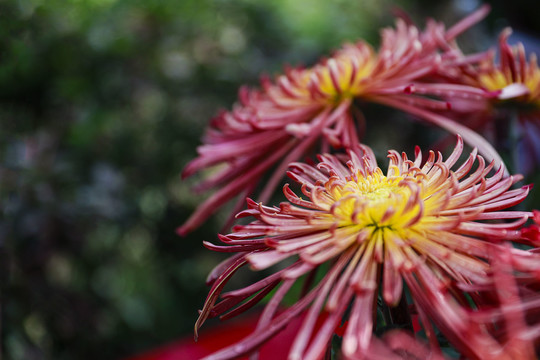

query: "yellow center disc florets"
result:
(479, 69), (540, 108)
(327, 168), (423, 231)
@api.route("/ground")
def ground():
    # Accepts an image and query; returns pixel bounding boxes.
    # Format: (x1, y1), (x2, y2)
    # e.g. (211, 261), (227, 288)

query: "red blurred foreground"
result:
(126, 311), (345, 360)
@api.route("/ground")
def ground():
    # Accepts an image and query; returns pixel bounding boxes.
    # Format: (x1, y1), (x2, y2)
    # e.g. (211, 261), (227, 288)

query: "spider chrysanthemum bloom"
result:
(178, 7), (495, 235)
(475, 29), (540, 105)
(451, 28), (540, 174)
(195, 137), (539, 360)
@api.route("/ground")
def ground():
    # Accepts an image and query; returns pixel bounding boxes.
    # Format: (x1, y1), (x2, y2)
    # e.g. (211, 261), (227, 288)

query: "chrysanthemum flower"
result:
(448, 28), (540, 174)
(475, 29), (540, 104)
(195, 137), (539, 359)
(478, 29), (540, 174)
(178, 6), (497, 235)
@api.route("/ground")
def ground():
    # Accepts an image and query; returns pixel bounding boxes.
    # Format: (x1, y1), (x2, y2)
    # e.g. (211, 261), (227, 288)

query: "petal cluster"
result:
(195, 138), (538, 359)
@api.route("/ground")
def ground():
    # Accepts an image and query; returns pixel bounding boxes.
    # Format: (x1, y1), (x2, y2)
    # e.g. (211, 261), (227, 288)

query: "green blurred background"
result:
(2, 0), (539, 359)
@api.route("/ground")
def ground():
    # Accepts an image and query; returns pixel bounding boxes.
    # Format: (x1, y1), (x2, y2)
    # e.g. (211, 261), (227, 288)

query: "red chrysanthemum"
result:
(445, 28), (540, 174)
(195, 137), (539, 359)
(178, 6), (497, 235)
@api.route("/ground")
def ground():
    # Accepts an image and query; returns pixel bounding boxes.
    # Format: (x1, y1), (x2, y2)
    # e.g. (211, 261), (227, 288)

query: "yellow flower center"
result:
(478, 71), (510, 92)
(316, 48), (376, 102)
(326, 169), (422, 231)
(271, 44), (377, 108)
(479, 68), (540, 107)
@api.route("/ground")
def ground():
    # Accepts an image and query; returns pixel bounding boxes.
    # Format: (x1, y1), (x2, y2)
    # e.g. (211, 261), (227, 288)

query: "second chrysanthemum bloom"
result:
(196, 137), (539, 360)
(448, 27), (540, 174)
(178, 7), (495, 235)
